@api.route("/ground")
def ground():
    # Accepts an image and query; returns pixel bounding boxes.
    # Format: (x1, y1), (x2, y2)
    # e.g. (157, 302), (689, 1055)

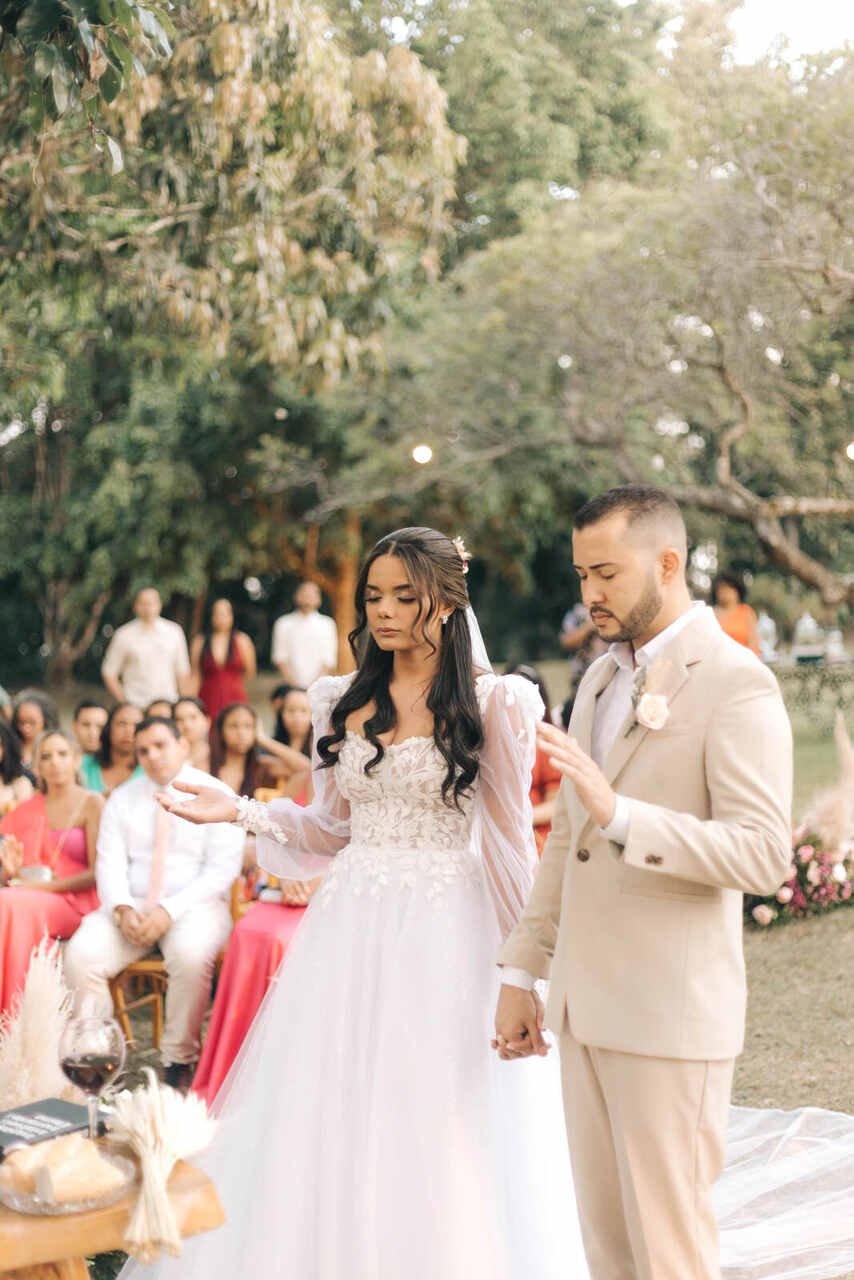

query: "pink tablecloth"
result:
(192, 901), (307, 1106)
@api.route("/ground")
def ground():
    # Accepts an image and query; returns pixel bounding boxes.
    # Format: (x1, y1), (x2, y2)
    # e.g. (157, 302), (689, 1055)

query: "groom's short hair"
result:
(574, 485), (687, 557)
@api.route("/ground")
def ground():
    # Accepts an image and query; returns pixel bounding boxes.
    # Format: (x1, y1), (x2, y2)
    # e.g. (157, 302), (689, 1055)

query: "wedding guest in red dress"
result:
(0, 730), (103, 1015)
(192, 701), (313, 1104)
(505, 663), (562, 855)
(191, 599), (257, 720)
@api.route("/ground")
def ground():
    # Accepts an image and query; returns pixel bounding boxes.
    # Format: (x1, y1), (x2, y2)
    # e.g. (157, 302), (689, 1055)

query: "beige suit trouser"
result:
(559, 1021), (734, 1280)
(64, 903), (232, 1065)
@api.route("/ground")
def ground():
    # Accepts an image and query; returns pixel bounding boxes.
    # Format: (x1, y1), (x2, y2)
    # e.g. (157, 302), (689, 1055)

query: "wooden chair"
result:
(108, 956), (168, 1051)
(109, 877), (247, 1050)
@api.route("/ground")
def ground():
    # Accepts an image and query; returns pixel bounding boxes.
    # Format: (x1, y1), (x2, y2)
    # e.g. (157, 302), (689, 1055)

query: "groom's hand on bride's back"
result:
(492, 985), (549, 1060)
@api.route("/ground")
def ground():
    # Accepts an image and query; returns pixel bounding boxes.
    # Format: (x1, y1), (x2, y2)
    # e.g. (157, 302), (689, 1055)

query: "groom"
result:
(495, 485), (793, 1279)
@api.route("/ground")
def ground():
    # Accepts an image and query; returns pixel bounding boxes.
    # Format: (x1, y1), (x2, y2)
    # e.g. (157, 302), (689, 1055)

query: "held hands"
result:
(492, 985), (550, 1060)
(156, 780), (239, 826)
(115, 905), (171, 947)
(0, 834), (24, 881)
(537, 722), (616, 829)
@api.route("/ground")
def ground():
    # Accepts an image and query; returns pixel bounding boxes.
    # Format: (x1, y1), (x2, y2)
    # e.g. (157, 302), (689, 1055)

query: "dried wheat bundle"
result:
(107, 1067), (217, 1261)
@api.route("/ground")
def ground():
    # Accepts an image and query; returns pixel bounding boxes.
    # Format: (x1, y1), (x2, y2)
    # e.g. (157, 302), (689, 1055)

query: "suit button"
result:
(577, 848), (590, 862)
(644, 854), (663, 866)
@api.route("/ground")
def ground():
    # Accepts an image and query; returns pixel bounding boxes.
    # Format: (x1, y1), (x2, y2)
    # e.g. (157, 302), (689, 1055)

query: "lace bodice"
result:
(236, 671), (544, 933)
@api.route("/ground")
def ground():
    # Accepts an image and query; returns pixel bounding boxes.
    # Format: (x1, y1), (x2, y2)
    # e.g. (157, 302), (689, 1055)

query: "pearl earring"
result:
(441, 615), (449, 627)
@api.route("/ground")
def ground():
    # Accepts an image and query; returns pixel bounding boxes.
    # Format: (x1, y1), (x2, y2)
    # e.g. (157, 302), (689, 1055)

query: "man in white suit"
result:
(495, 486), (793, 1280)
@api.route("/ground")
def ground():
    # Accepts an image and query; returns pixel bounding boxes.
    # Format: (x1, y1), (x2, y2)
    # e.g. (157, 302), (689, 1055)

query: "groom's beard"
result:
(592, 571), (663, 645)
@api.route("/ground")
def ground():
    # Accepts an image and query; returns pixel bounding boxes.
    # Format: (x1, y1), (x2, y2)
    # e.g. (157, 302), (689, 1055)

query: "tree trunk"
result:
(330, 510), (361, 673)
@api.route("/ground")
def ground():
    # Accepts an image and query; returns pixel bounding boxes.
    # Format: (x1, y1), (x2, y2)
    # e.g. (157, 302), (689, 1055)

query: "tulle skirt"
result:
(119, 844), (854, 1280)
(121, 848), (589, 1279)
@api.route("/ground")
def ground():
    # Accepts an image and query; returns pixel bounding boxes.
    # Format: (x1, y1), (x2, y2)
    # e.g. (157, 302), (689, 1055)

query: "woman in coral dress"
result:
(712, 572), (761, 656)
(191, 599), (257, 720)
(0, 730), (103, 1015)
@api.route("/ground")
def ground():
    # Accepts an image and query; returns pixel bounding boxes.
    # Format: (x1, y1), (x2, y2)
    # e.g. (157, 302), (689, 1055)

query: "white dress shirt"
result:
(502, 603), (706, 992)
(102, 617), (191, 707)
(271, 609), (338, 688)
(95, 763), (244, 922)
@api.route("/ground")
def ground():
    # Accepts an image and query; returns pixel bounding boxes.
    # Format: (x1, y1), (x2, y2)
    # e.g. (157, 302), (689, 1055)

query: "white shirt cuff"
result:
(601, 795), (631, 846)
(499, 967), (538, 991)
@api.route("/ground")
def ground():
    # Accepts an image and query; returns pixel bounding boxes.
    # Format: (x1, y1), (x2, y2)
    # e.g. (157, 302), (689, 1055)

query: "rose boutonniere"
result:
(625, 659), (672, 736)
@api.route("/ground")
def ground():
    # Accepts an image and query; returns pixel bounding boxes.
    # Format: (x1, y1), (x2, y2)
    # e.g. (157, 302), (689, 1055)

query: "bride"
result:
(123, 527), (589, 1279)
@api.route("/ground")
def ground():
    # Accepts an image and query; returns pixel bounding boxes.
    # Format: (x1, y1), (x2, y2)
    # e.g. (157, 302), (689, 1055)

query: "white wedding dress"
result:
(121, 672), (590, 1279)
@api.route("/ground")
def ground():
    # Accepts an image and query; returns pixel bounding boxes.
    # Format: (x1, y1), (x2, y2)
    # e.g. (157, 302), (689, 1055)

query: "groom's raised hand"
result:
(493, 985), (549, 1060)
(537, 722), (617, 829)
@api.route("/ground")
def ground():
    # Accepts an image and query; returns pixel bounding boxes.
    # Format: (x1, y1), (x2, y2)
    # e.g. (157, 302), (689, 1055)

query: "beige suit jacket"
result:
(499, 608), (793, 1061)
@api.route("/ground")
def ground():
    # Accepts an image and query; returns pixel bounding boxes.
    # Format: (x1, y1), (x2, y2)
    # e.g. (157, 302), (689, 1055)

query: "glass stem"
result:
(87, 1093), (99, 1140)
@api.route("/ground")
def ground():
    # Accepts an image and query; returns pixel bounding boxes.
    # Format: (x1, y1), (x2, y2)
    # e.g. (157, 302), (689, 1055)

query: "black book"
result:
(0, 1097), (104, 1159)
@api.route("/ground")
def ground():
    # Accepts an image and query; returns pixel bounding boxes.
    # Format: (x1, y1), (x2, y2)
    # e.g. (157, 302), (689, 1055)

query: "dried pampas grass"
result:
(801, 711), (854, 856)
(0, 937), (83, 1110)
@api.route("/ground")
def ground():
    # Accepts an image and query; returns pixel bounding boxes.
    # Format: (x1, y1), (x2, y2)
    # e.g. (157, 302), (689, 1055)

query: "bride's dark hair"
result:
(316, 527), (484, 808)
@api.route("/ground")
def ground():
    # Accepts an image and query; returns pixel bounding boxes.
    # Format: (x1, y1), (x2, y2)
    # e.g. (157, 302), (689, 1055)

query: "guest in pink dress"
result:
(191, 599), (257, 721)
(0, 730), (103, 1015)
(193, 694), (316, 1104)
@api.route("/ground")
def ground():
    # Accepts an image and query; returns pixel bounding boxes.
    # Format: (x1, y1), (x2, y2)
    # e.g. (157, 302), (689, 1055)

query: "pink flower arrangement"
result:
(746, 831), (854, 926)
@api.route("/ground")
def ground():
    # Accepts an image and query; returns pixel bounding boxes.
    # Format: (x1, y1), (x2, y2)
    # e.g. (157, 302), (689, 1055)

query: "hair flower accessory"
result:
(452, 536), (471, 575)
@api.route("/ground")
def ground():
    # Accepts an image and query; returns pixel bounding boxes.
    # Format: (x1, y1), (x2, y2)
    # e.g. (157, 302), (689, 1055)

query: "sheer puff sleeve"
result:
(235, 674), (353, 881)
(472, 673), (543, 939)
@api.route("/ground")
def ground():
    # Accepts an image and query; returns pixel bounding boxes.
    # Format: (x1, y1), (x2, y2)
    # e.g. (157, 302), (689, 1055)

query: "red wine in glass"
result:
(58, 1018), (126, 1139)
(60, 1052), (122, 1094)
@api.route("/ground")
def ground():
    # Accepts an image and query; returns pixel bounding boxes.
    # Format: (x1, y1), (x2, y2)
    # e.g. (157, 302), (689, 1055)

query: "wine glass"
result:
(59, 1017), (126, 1139)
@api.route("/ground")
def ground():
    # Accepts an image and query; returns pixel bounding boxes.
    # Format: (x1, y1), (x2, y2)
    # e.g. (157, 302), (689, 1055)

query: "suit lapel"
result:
(573, 609), (716, 847)
(564, 655), (618, 832)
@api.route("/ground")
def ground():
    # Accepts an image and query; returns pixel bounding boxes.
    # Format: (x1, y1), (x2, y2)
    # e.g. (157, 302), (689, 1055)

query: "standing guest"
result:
(0, 721), (34, 815)
(64, 717), (244, 1091)
(145, 700), (175, 721)
(269, 685), (313, 761)
(271, 581), (338, 689)
(712, 572), (761, 656)
(0, 684), (11, 722)
(559, 601), (607, 727)
(101, 587), (192, 708)
(505, 664), (562, 856)
(80, 703), (144, 796)
(173, 698), (211, 772)
(72, 701), (109, 756)
(11, 691), (59, 772)
(0, 730), (103, 1016)
(191, 599), (256, 720)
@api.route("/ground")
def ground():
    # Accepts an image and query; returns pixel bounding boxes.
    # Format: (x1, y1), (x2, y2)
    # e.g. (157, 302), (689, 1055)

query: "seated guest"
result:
(0, 730), (103, 1016)
(712, 572), (761, 656)
(210, 703), (309, 801)
(72, 700), (109, 757)
(80, 702), (144, 796)
(145, 699), (175, 721)
(11, 690), (59, 772)
(173, 697), (211, 772)
(0, 720), (34, 815)
(191, 598), (256, 720)
(269, 685), (312, 764)
(64, 717), (244, 1090)
(505, 663), (562, 856)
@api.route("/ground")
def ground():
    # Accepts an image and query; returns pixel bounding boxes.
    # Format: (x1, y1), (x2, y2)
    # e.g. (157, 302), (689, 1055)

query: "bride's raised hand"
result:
(156, 780), (239, 826)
